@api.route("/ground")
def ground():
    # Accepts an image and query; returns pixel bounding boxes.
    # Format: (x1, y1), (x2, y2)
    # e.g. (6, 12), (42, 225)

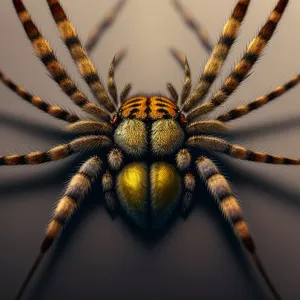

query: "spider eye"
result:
(111, 114), (119, 125)
(179, 113), (187, 126)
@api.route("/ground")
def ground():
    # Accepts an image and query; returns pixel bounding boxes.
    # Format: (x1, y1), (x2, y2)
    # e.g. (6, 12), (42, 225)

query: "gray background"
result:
(0, 0), (300, 299)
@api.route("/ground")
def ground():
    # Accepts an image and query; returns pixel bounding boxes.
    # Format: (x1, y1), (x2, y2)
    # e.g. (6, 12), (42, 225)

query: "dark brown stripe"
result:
(247, 100), (262, 110)
(259, 20), (277, 40)
(48, 1), (67, 23)
(125, 103), (141, 109)
(232, 1), (250, 22)
(65, 37), (81, 48)
(123, 98), (142, 105)
(219, 35), (235, 48)
(128, 108), (139, 118)
(84, 73), (99, 85)
(202, 73), (217, 84)
(230, 214), (243, 225)
(40, 236), (55, 253)
(245, 151), (260, 162)
(53, 212), (68, 225)
(13, 0), (26, 13)
(23, 20), (40, 41)
(283, 158), (299, 165)
(40, 53), (57, 67)
(78, 170), (93, 183)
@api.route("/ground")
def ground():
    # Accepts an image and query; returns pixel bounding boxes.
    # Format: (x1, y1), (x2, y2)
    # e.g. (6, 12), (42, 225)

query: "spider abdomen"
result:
(116, 162), (182, 229)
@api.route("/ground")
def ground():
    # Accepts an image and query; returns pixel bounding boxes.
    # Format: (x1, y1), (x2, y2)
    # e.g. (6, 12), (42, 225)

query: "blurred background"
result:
(0, 0), (300, 299)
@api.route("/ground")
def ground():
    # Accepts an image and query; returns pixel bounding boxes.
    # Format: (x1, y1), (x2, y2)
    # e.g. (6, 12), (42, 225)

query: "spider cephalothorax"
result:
(1, 0), (299, 299)
(112, 95), (186, 229)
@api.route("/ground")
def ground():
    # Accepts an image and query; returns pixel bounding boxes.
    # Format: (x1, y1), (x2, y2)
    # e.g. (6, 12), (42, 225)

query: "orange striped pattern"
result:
(120, 96), (179, 120)
(46, 0), (115, 113)
(187, 0), (289, 121)
(12, 0), (110, 121)
(0, 70), (79, 123)
(218, 74), (300, 122)
(183, 0), (251, 111)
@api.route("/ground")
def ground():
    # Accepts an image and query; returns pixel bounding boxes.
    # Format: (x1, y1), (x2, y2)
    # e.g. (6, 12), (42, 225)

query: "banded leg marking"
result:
(182, 0), (251, 112)
(0, 136), (111, 166)
(187, 0), (290, 121)
(102, 170), (118, 218)
(12, 0), (110, 121)
(46, 0), (115, 113)
(217, 74), (300, 122)
(0, 70), (79, 123)
(196, 156), (282, 300)
(187, 135), (300, 165)
(181, 173), (196, 218)
(15, 156), (102, 300)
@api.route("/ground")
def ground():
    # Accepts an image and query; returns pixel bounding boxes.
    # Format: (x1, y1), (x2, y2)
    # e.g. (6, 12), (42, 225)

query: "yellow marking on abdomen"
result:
(116, 163), (147, 211)
(150, 162), (181, 212)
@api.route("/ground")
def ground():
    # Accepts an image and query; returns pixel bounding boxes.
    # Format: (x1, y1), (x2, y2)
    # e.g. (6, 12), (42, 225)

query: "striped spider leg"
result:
(1, 0), (299, 300)
(181, 0), (298, 299)
(0, 0), (124, 298)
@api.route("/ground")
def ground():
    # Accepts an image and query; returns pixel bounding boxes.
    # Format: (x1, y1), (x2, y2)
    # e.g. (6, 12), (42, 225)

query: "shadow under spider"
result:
(25, 152), (282, 300)
(225, 115), (300, 141)
(2, 115), (299, 299)
(0, 110), (69, 140)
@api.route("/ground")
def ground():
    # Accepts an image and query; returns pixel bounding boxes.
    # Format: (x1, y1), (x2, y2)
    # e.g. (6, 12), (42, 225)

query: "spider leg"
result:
(120, 82), (132, 104)
(180, 56), (192, 104)
(107, 55), (118, 104)
(217, 74), (300, 122)
(166, 55), (190, 104)
(65, 120), (114, 135)
(12, 0), (110, 121)
(14, 156), (103, 300)
(186, 0), (289, 122)
(108, 148), (123, 170)
(188, 135), (300, 165)
(172, 0), (213, 53)
(186, 120), (229, 134)
(196, 156), (282, 300)
(169, 47), (186, 70)
(0, 70), (79, 123)
(175, 148), (195, 218)
(46, 0), (115, 113)
(182, 0), (251, 112)
(102, 170), (119, 218)
(85, 0), (127, 54)
(166, 82), (179, 104)
(0, 135), (111, 166)
(181, 173), (195, 218)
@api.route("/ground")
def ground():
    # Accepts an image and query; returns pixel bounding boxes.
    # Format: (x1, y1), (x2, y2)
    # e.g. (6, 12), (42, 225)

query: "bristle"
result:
(188, 135), (300, 165)
(12, 0), (109, 121)
(183, 0), (251, 112)
(46, 0), (115, 113)
(186, 0), (289, 121)
(0, 70), (79, 122)
(217, 74), (300, 122)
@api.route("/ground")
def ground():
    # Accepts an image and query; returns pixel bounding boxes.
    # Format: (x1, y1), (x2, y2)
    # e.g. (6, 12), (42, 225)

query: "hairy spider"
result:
(0, 0), (299, 299)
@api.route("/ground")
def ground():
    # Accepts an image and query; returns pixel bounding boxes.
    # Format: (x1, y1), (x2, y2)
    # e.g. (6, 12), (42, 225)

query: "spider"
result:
(0, 0), (299, 299)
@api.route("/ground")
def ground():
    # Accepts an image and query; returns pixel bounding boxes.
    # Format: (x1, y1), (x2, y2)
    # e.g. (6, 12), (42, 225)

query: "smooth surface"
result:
(0, 1), (300, 299)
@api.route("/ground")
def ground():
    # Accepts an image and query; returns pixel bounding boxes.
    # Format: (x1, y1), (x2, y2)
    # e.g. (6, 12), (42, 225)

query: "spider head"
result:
(112, 95), (186, 157)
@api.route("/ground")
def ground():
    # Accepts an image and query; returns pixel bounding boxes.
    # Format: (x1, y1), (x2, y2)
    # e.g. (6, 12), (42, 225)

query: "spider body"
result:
(1, 0), (299, 299)
(112, 95), (186, 229)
